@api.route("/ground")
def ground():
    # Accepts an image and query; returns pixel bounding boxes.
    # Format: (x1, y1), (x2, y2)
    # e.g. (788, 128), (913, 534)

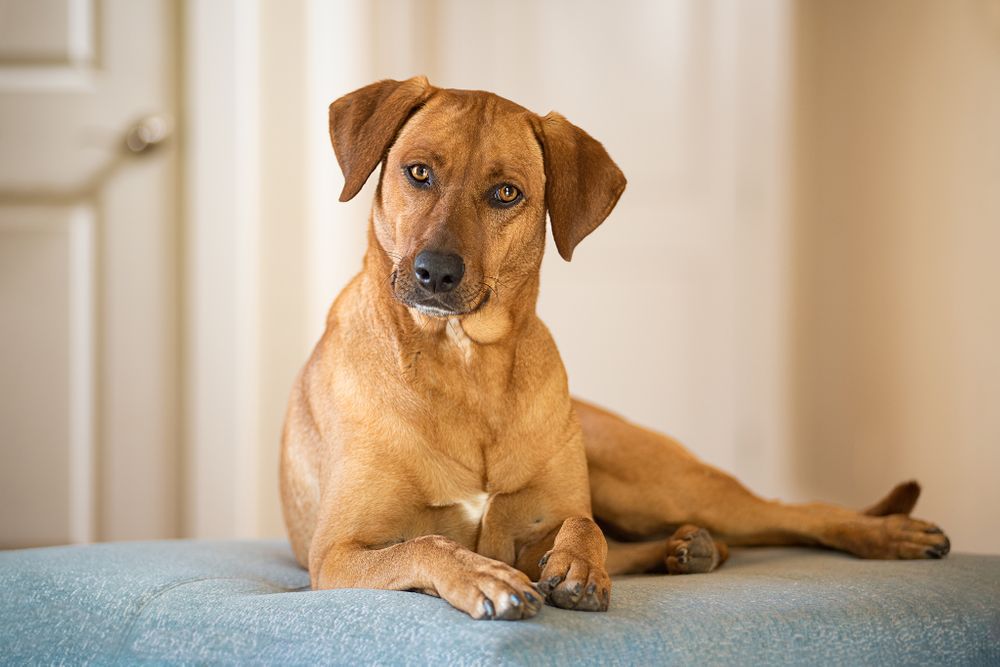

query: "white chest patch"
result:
(457, 492), (490, 524)
(445, 318), (475, 364)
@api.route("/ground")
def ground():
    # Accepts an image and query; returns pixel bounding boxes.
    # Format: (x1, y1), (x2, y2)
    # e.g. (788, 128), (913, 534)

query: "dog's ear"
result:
(329, 76), (434, 202)
(535, 112), (626, 261)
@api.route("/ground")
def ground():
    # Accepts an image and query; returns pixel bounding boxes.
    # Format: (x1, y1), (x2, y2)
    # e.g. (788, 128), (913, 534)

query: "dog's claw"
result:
(482, 599), (495, 619)
(925, 537), (951, 559)
(539, 575), (563, 594)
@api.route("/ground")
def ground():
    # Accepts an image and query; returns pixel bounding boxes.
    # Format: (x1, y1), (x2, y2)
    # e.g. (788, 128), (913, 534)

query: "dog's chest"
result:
(431, 491), (490, 525)
(421, 477), (496, 550)
(418, 442), (533, 544)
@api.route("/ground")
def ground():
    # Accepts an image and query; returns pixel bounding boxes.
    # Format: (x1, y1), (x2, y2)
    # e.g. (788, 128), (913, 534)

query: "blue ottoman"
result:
(1, 540), (998, 665)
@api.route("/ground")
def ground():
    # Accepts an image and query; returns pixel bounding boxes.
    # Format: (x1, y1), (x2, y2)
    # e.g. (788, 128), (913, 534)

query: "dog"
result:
(280, 76), (950, 620)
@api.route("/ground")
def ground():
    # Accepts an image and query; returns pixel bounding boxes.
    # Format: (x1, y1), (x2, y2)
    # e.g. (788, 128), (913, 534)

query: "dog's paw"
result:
(882, 514), (951, 559)
(536, 550), (611, 611)
(665, 525), (723, 575)
(432, 545), (543, 620)
(471, 571), (543, 621)
(846, 514), (950, 559)
(466, 562), (543, 620)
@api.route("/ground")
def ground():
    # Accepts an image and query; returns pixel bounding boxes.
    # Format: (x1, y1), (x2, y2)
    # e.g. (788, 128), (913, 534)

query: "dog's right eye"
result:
(405, 164), (432, 187)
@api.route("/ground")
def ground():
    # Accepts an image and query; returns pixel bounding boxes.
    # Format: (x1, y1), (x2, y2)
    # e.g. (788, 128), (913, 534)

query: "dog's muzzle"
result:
(393, 250), (490, 318)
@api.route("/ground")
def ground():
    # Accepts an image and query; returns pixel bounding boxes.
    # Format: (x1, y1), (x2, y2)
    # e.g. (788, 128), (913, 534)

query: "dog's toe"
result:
(924, 536), (950, 559)
(574, 580), (610, 612)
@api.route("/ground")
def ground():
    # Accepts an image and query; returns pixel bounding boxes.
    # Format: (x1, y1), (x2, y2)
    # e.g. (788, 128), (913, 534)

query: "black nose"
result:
(413, 251), (465, 294)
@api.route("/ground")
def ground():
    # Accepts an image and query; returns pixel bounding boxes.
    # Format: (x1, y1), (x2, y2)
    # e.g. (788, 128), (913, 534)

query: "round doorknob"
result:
(124, 114), (173, 154)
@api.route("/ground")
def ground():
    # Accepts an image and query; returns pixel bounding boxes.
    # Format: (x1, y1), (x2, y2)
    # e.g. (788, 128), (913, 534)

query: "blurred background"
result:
(1, 0), (998, 553)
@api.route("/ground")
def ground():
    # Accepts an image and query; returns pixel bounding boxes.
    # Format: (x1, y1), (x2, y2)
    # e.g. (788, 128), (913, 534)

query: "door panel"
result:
(0, 0), (178, 547)
(0, 205), (94, 546)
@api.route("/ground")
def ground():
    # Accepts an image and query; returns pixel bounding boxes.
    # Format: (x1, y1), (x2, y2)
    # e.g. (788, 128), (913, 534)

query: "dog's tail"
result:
(862, 480), (921, 517)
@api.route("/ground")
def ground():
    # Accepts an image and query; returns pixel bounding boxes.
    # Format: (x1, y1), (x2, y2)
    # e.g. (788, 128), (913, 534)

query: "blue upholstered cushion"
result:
(1, 540), (998, 665)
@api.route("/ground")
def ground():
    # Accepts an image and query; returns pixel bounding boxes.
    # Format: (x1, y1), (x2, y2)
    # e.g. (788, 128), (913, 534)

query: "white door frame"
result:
(182, 0), (261, 538)
(182, 0), (373, 538)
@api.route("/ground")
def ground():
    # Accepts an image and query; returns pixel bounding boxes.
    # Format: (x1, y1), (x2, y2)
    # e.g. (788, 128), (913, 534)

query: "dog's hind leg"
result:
(576, 399), (951, 560)
(606, 525), (729, 576)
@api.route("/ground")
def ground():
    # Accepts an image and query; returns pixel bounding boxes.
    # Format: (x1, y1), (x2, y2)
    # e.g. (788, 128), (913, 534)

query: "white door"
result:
(0, 0), (179, 547)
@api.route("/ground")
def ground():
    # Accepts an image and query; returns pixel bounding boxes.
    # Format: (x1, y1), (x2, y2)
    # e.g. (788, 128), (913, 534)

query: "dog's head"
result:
(330, 76), (625, 319)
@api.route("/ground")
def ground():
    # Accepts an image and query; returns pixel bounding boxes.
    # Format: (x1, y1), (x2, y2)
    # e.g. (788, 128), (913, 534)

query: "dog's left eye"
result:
(405, 164), (432, 187)
(491, 184), (522, 207)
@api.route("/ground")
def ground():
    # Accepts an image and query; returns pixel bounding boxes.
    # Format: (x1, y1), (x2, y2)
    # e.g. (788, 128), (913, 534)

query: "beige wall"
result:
(792, 0), (1000, 552)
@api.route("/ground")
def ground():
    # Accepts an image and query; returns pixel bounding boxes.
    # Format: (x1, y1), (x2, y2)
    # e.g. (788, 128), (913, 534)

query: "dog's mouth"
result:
(407, 290), (490, 319)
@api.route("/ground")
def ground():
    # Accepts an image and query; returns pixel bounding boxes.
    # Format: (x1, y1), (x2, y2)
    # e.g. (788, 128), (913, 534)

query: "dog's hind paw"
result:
(844, 514), (951, 559)
(665, 525), (726, 575)
(883, 515), (951, 559)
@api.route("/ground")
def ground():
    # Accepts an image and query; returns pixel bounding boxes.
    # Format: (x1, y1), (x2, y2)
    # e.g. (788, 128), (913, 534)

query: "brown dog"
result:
(280, 76), (950, 620)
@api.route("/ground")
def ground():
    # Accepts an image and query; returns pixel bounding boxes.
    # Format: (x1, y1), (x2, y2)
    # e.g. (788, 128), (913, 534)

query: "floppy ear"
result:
(535, 112), (627, 261)
(329, 76), (435, 202)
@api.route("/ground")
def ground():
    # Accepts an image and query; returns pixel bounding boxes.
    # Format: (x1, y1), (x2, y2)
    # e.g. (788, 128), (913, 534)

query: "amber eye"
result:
(494, 184), (521, 206)
(406, 164), (431, 184)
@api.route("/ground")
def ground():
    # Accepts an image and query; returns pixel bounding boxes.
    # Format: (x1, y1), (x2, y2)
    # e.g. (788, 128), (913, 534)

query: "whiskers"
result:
(479, 281), (499, 304)
(484, 275), (508, 303)
(382, 251), (403, 286)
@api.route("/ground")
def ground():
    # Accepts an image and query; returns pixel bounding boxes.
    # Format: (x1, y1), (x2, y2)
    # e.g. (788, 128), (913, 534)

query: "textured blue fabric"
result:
(1, 540), (998, 666)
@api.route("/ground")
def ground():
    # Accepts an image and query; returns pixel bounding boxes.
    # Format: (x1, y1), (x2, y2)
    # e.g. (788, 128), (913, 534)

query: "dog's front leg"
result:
(533, 516), (611, 612)
(311, 535), (543, 620)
